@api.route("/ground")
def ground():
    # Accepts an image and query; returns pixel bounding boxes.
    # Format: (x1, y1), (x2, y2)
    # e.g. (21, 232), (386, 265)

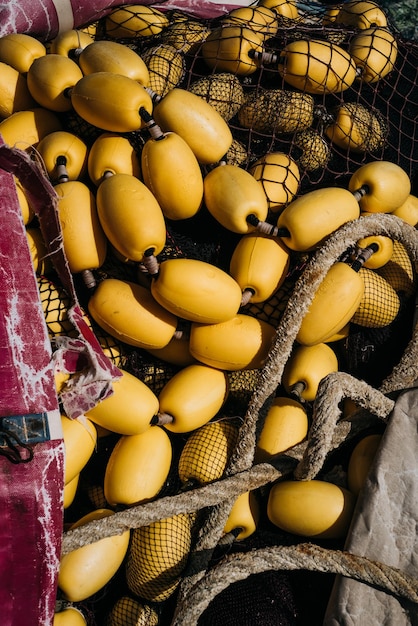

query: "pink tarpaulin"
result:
(0, 0), (243, 41)
(0, 137), (121, 624)
(0, 139), (63, 626)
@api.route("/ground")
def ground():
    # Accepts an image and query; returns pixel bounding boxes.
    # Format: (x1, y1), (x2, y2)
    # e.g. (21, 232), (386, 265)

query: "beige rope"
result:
(380, 320), (418, 394)
(294, 371), (395, 481)
(61, 458), (297, 555)
(172, 543), (418, 625)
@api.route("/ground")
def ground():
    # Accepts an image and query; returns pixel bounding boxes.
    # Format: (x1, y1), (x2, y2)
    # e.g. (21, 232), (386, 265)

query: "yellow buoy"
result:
(88, 278), (178, 351)
(255, 396), (308, 462)
(276, 187), (360, 251)
(249, 152), (300, 213)
(347, 433), (382, 496)
(61, 414), (97, 485)
(54, 180), (107, 279)
(36, 130), (88, 182)
(152, 87), (233, 165)
(0, 108), (62, 149)
(53, 606), (87, 625)
(96, 173), (166, 267)
(104, 425), (172, 506)
(87, 132), (141, 186)
(77, 40), (150, 85)
(201, 26), (264, 76)
(204, 163), (269, 234)
(178, 420), (239, 485)
(0, 33), (46, 73)
(126, 513), (193, 602)
(277, 39), (357, 94)
(70, 72), (153, 132)
(85, 368), (159, 435)
(223, 491), (260, 540)
(267, 479), (356, 538)
(150, 257), (243, 324)
(27, 54), (83, 112)
(49, 29), (94, 57)
(348, 161), (411, 213)
(0, 61), (36, 118)
(189, 314), (276, 370)
(349, 27), (398, 83)
(351, 267), (400, 328)
(141, 130), (204, 220)
(282, 343), (339, 402)
(229, 232), (290, 303)
(58, 509), (130, 602)
(296, 262), (365, 346)
(157, 363), (229, 433)
(105, 4), (169, 39)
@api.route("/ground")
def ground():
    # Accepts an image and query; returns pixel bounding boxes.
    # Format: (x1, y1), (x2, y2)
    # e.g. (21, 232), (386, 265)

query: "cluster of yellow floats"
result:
(0, 1), (416, 623)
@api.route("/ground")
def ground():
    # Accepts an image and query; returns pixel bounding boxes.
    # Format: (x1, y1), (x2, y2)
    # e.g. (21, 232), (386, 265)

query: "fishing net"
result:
(1, 1), (418, 625)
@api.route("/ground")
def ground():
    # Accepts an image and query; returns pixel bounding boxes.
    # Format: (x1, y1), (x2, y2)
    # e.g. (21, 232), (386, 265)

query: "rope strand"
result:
(172, 544), (418, 626)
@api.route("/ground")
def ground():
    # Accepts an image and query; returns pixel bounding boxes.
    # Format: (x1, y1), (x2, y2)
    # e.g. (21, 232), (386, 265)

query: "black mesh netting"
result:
(49, 3), (418, 625)
(59, 1), (418, 399)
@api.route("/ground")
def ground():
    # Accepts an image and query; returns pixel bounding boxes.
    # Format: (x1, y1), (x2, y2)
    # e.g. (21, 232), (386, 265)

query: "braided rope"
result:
(61, 458), (297, 555)
(294, 371), (395, 481)
(172, 543), (418, 626)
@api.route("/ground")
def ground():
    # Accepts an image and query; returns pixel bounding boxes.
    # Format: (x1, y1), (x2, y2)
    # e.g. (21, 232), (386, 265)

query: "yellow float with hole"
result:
(0, 107), (62, 149)
(276, 187), (360, 252)
(27, 54), (83, 112)
(204, 163), (269, 234)
(157, 363), (229, 433)
(296, 261), (365, 346)
(282, 343), (339, 402)
(54, 180), (107, 276)
(0, 33), (46, 73)
(277, 39), (357, 94)
(36, 130), (88, 182)
(49, 29), (94, 56)
(223, 491), (260, 540)
(229, 232), (290, 303)
(61, 414), (97, 485)
(151, 257), (243, 324)
(85, 368), (159, 436)
(96, 172), (166, 263)
(141, 130), (204, 221)
(152, 87), (233, 165)
(70, 72), (153, 132)
(0, 61), (36, 118)
(201, 25), (264, 76)
(77, 40), (150, 85)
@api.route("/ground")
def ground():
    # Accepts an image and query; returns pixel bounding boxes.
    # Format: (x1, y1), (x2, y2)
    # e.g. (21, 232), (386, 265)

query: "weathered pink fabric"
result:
(0, 137), (121, 624)
(0, 140), (63, 626)
(0, 440), (64, 626)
